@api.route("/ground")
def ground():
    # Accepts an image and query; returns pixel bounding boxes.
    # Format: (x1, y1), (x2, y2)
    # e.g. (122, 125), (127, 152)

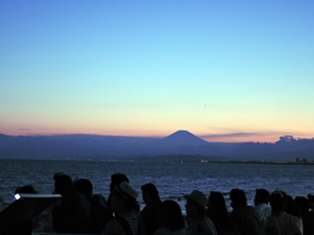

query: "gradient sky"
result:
(1, 0), (314, 143)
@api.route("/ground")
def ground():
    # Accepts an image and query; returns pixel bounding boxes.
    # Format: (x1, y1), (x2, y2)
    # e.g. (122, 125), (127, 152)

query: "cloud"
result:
(200, 132), (266, 139)
(19, 128), (31, 131)
(199, 131), (288, 142)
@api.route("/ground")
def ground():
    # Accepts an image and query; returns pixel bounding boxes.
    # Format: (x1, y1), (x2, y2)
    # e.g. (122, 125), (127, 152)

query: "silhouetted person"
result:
(307, 194), (314, 211)
(102, 181), (140, 235)
(295, 196), (314, 235)
(74, 178), (112, 234)
(206, 191), (232, 235)
(285, 195), (302, 233)
(184, 190), (218, 235)
(74, 178), (94, 197)
(229, 188), (260, 235)
(154, 200), (187, 235)
(15, 185), (37, 194)
(107, 173), (130, 214)
(262, 190), (301, 235)
(52, 172), (89, 234)
(254, 188), (271, 227)
(141, 183), (162, 235)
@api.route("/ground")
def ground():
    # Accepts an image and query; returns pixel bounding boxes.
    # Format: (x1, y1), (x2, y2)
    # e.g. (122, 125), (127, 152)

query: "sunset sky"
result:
(1, 0), (314, 143)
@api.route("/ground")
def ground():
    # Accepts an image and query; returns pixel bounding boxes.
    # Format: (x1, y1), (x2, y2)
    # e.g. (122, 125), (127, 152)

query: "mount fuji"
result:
(158, 130), (209, 147)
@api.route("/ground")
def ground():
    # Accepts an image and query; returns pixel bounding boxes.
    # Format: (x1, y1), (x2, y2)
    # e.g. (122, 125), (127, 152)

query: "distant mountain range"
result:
(1, 130), (314, 162)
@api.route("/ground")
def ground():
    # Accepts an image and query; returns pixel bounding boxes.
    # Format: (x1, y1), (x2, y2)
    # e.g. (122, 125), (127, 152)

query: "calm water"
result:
(1, 159), (314, 212)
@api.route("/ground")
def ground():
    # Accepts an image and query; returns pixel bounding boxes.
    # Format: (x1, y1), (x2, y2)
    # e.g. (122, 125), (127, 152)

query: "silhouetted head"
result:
(295, 196), (309, 213)
(230, 188), (247, 208)
(308, 194), (314, 202)
(254, 188), (270, 206)
(53, 172), (79, 205)
(141, 183), (160, 204)
(110, 173), (129, 192)
(270, 190), (287, 216)
(307, 194), (314, 208)
(160, 200), (185, 231)
(53, 172), (73, 194)
(74, 178), (93, 197)
(208, 191), (227, 214)
(285, 194), (301, 218)
(184, 190), (208, 216)
(15, 185), (37, 194)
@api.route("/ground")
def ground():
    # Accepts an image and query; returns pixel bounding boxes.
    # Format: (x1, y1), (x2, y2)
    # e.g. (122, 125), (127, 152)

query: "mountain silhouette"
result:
(158, 130), (209, 147)
(1, 132), (314, 161)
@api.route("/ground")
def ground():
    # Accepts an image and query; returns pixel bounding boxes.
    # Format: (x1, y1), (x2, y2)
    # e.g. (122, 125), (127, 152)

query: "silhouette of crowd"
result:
(1, 172), (314, 235)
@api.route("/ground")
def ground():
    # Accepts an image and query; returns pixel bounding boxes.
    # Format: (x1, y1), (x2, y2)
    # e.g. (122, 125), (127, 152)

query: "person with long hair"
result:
(295, 196), (314, 235)
(285, 195), (303, 234)
(141, 183), (162, 235)
(262, 190), (301, 235)
(52, 172), (89, 234)
(154, 200), (186, 235)
(74, 178), (112, 234)
(206, 191), (232, 235)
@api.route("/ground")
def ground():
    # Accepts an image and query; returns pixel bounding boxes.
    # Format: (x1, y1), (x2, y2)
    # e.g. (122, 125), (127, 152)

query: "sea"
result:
(1, 158), (314, 213)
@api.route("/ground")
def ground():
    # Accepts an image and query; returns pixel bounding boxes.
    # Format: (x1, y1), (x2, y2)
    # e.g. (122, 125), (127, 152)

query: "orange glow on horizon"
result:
(201, 136), (280, 143)
(2, 126), (313, 144)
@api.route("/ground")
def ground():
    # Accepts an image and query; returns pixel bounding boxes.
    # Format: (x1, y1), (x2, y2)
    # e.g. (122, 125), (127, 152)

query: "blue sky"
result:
(1, 0), (314, 142)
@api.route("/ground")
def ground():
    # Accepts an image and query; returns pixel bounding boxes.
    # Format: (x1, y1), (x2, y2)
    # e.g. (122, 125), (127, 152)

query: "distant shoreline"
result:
(0, 157), (313, 166)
